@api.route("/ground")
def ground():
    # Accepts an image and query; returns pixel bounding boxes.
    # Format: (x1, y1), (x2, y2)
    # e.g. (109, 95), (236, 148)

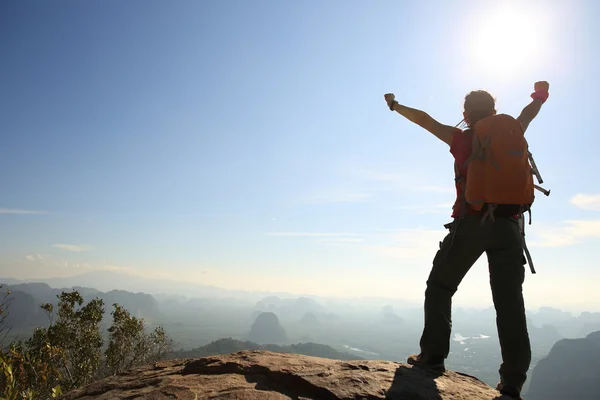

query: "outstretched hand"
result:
(534, 81), (549, 92)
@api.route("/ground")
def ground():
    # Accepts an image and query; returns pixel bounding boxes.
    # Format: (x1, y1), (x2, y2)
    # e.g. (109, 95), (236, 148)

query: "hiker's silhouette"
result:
(385, 81), (550, 400)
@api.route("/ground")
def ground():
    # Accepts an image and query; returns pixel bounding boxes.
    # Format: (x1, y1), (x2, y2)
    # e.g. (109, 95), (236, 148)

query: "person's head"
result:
(463, 90), (496, 129)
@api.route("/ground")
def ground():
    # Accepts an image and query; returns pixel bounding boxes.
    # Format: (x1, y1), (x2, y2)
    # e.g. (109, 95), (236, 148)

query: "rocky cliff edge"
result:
(60, 350), (514, 399)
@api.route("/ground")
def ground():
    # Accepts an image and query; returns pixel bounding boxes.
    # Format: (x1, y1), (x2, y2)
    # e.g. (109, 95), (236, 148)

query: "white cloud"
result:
(266, 232), (364, 247)
(266, 232), (361, 237)
(365, 228), (446, 261)
(527, 232), (578, 248)
(564, 219), (600, 238)
(528, 219), (600, 247)
(0, 208), (47, 215)
(317, 237), (364, 243)
(307, 191), (373, 204)
(99, 265), (136, 273)
(414, 185), (456, 194)
(356, 169), (407, 182)
(396, 203), (454, 214)
(316, 237), (365, 247)
(12, 254), (94, 276)
(302, 167), (455, 206)
(52, 244), (94, 252)
(570, 194), (600, 211)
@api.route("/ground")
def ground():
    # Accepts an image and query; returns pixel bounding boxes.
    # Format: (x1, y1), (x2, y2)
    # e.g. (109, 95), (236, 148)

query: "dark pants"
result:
(419, 212), (531, 391)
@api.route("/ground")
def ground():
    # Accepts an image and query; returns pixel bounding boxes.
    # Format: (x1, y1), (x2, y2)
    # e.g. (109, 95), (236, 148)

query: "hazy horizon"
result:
(2, 1), (600, 313)
(2, 270), (598, 315)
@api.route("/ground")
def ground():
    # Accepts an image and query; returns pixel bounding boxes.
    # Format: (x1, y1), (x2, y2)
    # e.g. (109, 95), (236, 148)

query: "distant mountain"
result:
(4, 282), (58, 304)
(381, 305), (394, 314)
(255, 296), (324, 318)
(40, 271), (242, 299)
(295, 297), (324, 313)
(170, 338), (362, 361)
(324, 313), (341, 323)
(382, 312), (404, 325)
(528, 322), (563, 349)
(0, 278), (23, 286)
(185, 298), (212, 309)
(251, 310), (263, 321)
(1, 282), (160, 333)
(1, 290), (48, 332)
(98, 290), (159, 321)
(248, 312), (287, 345)
(28, 271), (295, 303)
(381, 305), (404, 325)
(299, 312), (320, 326)
(27, 272), (339, 308)
(527, 308), (600, 338)
(576, 312), (600, 337)
(526, 330), (600, 400)
(530, 307), (574, 326)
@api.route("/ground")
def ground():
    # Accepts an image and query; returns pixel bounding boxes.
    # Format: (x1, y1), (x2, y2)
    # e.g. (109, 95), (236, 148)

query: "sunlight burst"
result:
(468, 8), (542, 75)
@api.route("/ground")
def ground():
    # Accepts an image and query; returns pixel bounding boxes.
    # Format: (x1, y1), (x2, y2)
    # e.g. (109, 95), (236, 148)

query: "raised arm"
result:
(517, 81), (549, 133)
(384, 93), (455, 146)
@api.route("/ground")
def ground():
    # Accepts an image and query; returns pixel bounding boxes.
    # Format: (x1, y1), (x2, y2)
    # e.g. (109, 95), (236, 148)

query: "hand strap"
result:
(530, 90), (549, 103)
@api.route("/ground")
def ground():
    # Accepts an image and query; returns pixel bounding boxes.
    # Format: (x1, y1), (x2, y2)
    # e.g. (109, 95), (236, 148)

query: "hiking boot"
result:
(407, 353), (445, 371)
(496, 381), (522, 399)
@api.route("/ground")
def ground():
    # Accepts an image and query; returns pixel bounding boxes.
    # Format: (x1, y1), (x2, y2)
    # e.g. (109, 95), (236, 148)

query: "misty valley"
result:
(3, 276), (600, 398)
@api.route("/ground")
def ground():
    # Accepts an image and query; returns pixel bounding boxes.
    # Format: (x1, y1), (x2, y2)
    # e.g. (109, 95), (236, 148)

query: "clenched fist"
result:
(384, 93), (396, 110)
(534, 81), (549, 92)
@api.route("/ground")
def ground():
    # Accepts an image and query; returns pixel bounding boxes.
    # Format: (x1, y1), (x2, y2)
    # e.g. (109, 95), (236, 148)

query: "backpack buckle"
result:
(480, 203), (497, 225)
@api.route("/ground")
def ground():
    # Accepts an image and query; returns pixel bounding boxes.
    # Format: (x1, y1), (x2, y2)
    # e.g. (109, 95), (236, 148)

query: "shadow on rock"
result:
(386, 365), (444, 400)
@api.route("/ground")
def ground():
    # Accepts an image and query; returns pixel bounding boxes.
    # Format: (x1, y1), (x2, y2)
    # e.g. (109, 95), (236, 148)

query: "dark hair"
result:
(463, 90), (496, 129)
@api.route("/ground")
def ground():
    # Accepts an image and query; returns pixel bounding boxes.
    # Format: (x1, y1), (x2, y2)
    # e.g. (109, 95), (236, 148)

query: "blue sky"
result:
(2, 0), (600, 311)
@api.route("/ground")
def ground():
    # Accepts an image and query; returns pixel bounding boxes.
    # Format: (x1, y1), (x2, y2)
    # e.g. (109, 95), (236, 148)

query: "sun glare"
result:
(468, 7), (542, 76)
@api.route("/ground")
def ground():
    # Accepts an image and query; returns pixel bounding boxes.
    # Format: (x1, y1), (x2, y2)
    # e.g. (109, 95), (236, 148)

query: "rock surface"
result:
(60, 350), (514, 399)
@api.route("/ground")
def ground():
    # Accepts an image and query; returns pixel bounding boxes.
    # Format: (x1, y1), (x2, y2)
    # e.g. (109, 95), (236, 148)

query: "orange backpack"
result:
(463, 113), (535, 216)
(459, 113), (549, 275)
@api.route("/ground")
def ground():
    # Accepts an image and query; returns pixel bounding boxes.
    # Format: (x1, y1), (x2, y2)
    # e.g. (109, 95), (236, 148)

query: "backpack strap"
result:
(528, 151), (544, 184)
(462, 134), (499, 171)
(480, 203), (497, 225)
(454, 159), (469, 219)
(518, 214), (536, 274)
(462, 134), (484, 170)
